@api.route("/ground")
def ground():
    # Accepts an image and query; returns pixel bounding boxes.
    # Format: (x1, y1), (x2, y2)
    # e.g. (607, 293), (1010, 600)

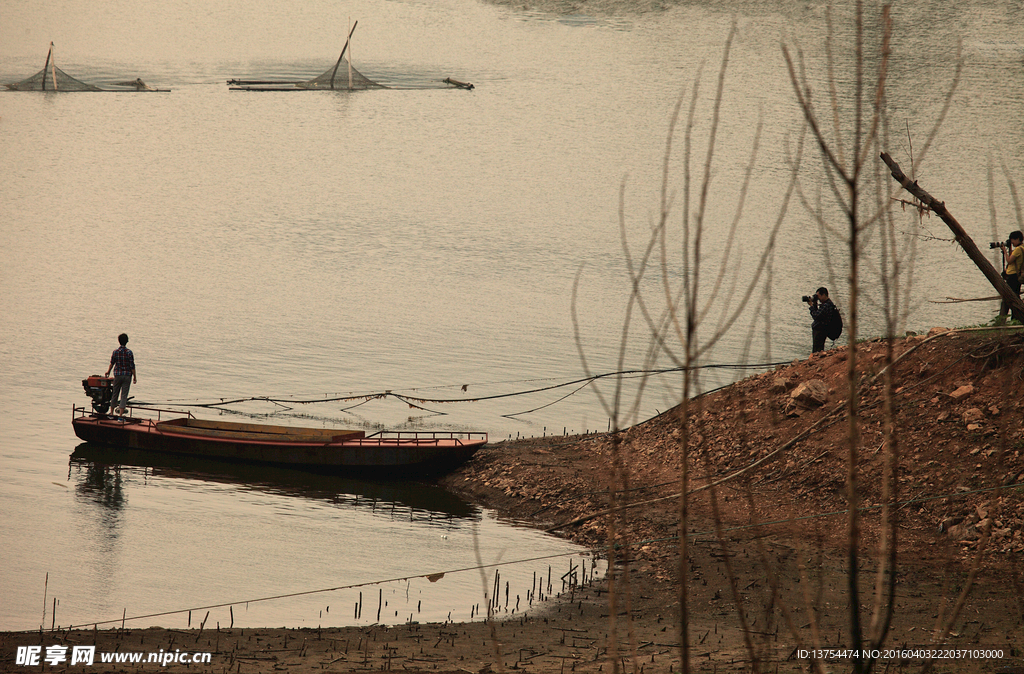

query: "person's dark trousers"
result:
(812, 329), (827, 353)
(1000, 272), (1023, 322)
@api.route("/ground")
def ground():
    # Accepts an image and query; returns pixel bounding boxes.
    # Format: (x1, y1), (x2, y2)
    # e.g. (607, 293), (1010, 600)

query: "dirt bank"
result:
(4, 330), (1023, 673)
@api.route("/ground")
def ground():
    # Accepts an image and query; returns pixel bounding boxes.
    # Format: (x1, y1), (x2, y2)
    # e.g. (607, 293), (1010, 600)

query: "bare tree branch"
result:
(880, 152), (1024, 319)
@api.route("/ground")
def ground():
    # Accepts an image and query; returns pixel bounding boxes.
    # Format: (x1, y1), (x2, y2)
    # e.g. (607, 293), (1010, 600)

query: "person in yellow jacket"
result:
(999, 230), (1024, 322)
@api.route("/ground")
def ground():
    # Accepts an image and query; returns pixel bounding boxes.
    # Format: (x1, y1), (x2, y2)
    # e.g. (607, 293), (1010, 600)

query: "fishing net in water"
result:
(296, 21), (384, 90)
(5, 44), (163, 92)
(5, 63), (102, 91)
(296, 57), (386, 90)
(5, 44), (103, 91)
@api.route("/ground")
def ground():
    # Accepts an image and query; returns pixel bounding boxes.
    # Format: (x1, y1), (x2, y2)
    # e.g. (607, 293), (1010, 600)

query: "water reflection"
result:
(60, 443), (594, 630)
(69, 442), (478, 522)
(71, 453), (128, 513)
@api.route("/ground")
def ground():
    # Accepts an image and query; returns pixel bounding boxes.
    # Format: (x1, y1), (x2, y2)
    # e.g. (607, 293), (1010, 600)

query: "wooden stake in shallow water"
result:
(42, 572), (48, 630)
(196, 611), (209, 643)
(492, 571), (500, 610)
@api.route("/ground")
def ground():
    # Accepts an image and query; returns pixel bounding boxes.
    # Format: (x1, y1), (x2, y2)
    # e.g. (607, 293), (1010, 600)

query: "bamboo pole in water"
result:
(330, 22), (358, 90)
(42, 44), (53, 91)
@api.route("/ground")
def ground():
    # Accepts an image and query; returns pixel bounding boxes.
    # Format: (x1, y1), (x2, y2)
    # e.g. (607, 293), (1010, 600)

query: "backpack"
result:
(827, 305), (844, 341)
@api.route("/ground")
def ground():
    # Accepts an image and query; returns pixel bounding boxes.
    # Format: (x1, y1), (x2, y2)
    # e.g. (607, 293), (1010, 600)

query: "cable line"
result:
(146, 361), (790, 414)
(55, 549), (599, 631)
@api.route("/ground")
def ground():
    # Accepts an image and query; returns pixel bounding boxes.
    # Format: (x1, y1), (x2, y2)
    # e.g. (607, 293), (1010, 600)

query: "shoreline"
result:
(5, 332), (1024, 672)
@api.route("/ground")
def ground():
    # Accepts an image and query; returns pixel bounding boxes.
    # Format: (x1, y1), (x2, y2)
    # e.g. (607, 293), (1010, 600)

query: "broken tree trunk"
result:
(879, 152), (1024, 321)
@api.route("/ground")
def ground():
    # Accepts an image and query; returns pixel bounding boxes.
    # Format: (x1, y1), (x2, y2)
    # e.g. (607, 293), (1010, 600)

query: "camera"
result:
(990, 240), (1010, 249)
(802, 295), (816, 303)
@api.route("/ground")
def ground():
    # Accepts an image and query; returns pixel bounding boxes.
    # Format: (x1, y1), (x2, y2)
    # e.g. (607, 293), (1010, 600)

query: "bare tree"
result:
(574, 20), (798, 673)
(571, 3), (1000, 673)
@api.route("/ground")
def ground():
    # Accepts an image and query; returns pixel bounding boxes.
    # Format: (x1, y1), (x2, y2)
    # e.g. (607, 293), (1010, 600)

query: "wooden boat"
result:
(71, 406), (486, 475)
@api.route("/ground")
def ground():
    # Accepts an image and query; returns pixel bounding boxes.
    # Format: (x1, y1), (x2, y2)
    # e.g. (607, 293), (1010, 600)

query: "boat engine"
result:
(82, 375), (113, 414)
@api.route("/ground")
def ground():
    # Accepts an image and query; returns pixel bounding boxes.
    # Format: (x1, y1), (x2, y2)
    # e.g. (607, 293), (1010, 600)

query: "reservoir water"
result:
(1, 0), (1021, 631)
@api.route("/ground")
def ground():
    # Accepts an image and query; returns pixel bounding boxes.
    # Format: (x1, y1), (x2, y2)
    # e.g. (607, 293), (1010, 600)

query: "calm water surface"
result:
(1, 0), (1021, 630)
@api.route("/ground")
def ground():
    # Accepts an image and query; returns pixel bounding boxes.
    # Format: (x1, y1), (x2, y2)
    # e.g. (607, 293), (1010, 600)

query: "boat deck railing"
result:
(73, 404), (195, 423)
(360, 430), (488, 446)
(74, 405), (486, 446)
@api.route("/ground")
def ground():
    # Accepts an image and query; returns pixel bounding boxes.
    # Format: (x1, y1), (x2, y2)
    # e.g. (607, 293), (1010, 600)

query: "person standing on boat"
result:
(104, 333), (136, 416)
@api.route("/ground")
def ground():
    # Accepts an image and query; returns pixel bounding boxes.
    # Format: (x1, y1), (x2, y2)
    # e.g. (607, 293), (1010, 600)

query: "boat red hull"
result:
(72, 409), (485, 474)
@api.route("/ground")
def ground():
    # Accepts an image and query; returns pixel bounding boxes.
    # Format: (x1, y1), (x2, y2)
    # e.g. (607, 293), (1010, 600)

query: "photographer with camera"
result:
(997, 230), (1024, 323)
(805, 287), (839, 354)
